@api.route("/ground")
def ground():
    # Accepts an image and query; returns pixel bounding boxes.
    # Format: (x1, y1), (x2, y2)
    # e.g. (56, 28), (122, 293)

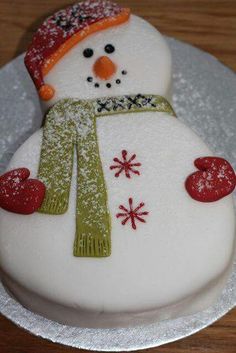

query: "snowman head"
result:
(25, 1), (171, 109)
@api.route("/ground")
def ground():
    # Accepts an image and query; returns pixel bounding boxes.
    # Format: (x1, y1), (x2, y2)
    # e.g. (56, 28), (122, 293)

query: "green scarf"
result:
(38, 94), (175, 257)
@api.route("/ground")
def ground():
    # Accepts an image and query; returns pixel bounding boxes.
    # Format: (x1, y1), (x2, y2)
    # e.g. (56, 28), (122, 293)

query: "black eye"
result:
(104, 44), (115, 54)
(83, 48), (94, 58)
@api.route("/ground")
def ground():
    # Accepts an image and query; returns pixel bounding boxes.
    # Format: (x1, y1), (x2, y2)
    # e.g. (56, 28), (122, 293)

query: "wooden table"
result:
(0, 1), (235, 352)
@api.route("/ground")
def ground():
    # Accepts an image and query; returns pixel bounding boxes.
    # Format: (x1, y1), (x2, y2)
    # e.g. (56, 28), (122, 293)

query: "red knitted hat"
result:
(24, 1), (130, 101)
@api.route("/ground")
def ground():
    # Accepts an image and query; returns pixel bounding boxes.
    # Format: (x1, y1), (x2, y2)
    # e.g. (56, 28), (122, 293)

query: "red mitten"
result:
(0, 168), (46, 214)
(185, 157), (236, 202)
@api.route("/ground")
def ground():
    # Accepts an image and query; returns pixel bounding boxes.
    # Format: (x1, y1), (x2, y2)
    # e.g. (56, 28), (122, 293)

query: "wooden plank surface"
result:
(0, 0), (235, 352)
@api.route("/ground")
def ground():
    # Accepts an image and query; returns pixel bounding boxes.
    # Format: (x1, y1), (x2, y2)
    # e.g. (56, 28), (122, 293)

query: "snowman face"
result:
(43, 15), (172, 108)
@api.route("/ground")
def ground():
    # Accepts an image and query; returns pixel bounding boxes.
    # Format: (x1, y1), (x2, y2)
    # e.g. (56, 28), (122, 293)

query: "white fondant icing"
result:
(42, 15), (172, 109)
(0, 113), (235, 327)
(0, 11), (235, 328)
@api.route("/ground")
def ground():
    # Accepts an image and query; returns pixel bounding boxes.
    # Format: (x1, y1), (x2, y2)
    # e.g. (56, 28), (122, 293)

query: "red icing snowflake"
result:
(110, 150), (141, 178)
(116, 198), (149, 230)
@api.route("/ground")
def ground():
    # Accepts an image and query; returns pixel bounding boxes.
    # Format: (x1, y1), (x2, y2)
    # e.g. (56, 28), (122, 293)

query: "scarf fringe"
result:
(74, 231), (111, 257)
(38, 192), (69, 214)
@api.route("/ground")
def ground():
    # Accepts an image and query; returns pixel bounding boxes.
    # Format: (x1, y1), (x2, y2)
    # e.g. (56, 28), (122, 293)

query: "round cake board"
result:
(0, 37), (235, 351)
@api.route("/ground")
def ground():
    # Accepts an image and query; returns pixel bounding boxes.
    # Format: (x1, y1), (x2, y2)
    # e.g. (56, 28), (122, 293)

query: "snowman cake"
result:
(0, 0), (236, 328)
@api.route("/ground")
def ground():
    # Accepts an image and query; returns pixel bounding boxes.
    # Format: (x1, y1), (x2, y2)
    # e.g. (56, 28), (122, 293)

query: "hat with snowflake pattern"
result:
(24, 0), (130, 101)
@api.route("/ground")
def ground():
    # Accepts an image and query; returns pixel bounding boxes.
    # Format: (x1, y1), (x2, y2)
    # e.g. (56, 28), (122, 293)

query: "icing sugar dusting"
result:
(0, 36), (236, 350)
(36, 95), (171, 256)
(1, 37), (236, 181)
(24, 1), (125, 89)
(185, 157), (236, 202)
(170, 37), (236, 171)
(0, 168), (45, 214)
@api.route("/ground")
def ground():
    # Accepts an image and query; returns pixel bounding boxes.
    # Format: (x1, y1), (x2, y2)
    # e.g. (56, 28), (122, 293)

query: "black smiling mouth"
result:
(86, 70), (127, 88)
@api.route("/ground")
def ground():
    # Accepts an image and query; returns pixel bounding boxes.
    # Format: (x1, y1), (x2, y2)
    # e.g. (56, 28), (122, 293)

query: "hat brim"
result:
(42, 8), (130, 77)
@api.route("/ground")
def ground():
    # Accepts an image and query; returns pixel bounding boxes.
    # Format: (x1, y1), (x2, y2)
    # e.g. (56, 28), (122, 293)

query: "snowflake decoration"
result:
(110, 150), (141, 178)
(116, 198), (149, 230)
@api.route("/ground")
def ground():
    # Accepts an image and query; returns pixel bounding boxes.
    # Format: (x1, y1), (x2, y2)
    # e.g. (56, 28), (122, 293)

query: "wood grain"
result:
(0, 0), (236, 71)
(0, 0), (235, 352)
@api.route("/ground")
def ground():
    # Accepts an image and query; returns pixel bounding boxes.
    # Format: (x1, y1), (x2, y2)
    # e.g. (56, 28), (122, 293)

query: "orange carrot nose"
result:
(93, 56), (117, 80)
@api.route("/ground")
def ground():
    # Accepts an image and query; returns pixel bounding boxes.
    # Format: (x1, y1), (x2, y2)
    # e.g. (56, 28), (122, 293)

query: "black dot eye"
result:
(104, 44), (115, 54)
(83, 48), (94, 58)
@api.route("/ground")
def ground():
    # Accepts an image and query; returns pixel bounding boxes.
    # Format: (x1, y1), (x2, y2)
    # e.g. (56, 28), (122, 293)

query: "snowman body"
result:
(0, 11), (235, 328)
(0, 110), (235, 327)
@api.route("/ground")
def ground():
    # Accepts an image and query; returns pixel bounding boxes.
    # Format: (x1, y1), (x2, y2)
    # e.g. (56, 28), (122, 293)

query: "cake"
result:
(0, 0), (235, 329)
